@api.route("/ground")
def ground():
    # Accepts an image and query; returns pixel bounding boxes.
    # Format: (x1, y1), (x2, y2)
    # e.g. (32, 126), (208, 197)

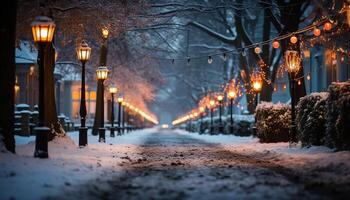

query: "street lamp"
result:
(96, 66), (109, 142)
(117, 96), (123, 135)
(227, 89), (237, 134)
(31, 16), (55, 158)
(102, 27), (109, 39)
(217, 94), (224, 133)
(251, 72), (262, 108)
(121, 101), (126, 133)
(285, 50), (301, 144)
(209, 98), (215, 134)
(109, 85), (117, 137)
(199, 106), (205, 134)
(76, 40), (91, 147)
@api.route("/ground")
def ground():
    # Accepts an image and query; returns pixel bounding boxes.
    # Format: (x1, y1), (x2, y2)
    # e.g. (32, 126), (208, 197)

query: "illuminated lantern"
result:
(313, 28), (321, 37)
(251, 72), (262, 93)
(96, 66), (109, 81)
(209, 99), (215, 107)
(307, 74), (311, 80)
(228, 91), (236, 99)
(254, 46), (262, 54)
(76, 40), (91, 63)
(109, 85), (118, 94)
(272, 40), (280, 49)
(290, 35), (298, 44)
(199, 106), (205, 112)
(324, 22), (332, 31)
(31, 16), (55, 43)
(285, 50), (301, 77)
(102, 27), (109, 39)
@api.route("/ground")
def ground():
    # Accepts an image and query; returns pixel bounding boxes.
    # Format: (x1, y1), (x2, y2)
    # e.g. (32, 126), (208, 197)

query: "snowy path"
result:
(48, 129), (350, 200)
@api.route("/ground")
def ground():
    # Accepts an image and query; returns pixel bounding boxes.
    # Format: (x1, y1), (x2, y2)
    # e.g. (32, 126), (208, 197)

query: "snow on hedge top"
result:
(16, 104), (30, 108)
(300, 92), (329, 101)
(256, 101), (290, 111)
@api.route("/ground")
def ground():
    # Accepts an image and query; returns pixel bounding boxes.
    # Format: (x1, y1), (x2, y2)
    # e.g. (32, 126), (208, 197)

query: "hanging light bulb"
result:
(313, 28), (321, 37)
(172, 59), (175, 64)
(208, 56), (213, 64)
(283, 84), (287, 91)
(254, 46), (262, 54)
(290, 35), (298, 44)
(187, 57), (191, 65)
(223, 53), (227, 61)
(272, 40), (280, 49)
(297, 80), (301, 85)
(324, 21), (332, 31)
(307, 74), (311, 80)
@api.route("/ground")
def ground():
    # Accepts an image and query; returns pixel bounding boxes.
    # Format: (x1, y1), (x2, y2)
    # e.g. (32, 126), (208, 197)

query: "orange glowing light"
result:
(290, 35), (298, 44)
(313, 28), (321, 37)
(272, 40), (280, 49)
(324, 22), (332, 31)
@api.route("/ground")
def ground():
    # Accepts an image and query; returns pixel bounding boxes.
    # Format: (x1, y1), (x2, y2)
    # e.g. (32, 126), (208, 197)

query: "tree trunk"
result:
(279, 0), (307, 102)
(260, 2), (273, 102)
(44, 43), (64, 140)
(92, 43), (108, 135)
(92, 81), (104, 135)
(0, 0), (16, 153)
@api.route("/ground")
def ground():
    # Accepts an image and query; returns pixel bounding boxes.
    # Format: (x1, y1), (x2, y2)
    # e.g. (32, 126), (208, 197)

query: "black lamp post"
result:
(122, 101), (126, 133)
(109, 85), (117, 137)
(31, 16), (55, 158)
(199, 106), (205, 133)
(285, 50), (302, 144)
(209, 99), (215, 134)
(117, 97), (123, 135)
(76, 40), (91, 147)
(252, 76), (262, 109)
(227, 90), (236, 133)
(96, 66), (109, 142)
(217, 94), (224, 133)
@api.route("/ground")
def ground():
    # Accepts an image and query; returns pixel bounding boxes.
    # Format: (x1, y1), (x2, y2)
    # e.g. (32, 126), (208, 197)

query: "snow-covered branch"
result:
(187, 21), (236, 44)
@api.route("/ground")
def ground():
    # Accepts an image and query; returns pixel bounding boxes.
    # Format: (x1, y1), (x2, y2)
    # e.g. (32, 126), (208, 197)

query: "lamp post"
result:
(121, 101), (126, 133)
(209, 98), (215, 134)
(199, 106), (205, 134)
(109, 85), (117, 137)
(117, 97), (123, 135)
(31, 16), (55, 158)
(96, 66), (109, 142)
(285, 50), (302, 144)
(76, 40), (91, 146)
(227, 90), (237, 134)
(217, 94), (224, 133)
(251, 73), (262, 108)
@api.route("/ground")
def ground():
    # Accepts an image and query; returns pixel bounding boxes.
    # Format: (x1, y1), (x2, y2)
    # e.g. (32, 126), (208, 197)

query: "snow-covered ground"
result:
(0, 129), (154, 200)
(0, 128), (349, 200)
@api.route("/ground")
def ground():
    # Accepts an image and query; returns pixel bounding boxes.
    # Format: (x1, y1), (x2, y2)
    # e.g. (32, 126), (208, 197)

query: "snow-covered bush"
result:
(325, 81), (350, 150)
(225, 114), (254, 136)
(183, 114), (254, 135)
(255, 102), (291, 143)
(296, 92), (328, 147)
